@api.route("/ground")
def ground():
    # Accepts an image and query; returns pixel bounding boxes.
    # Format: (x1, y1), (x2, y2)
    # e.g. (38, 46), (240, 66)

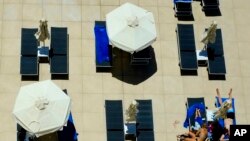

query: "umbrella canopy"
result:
(34, 19), (50, 43)
(106, 3), (157, 53)
(201, 21), (217, 45)
(13, 80), (71, 137)
(125, 100), (138, 122)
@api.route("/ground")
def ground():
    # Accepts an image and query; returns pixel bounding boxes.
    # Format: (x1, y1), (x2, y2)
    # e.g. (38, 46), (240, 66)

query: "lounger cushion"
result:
(208, 56), (226, 74)
(105, 100), (124, 130)
(94, 21), (112, 67)
(21, 28), (38, 56)
(57, 113), (78, 141)
(136, 100), (153, 130)
(50, 55), (68, 74)
(180, 52), (198, 70)
(107, 131), (124, 141)
(20, 56), (38, 75)
(137, 131), (154, 141)
(50, 27), (68, 55)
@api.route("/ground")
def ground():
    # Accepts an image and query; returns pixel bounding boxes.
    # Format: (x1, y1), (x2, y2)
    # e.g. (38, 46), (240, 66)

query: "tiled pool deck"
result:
(0, 0), (250, 140)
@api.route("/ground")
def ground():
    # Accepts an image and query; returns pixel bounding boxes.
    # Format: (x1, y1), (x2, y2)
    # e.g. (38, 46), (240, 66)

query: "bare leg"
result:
(197, 109), (201, 117)
(216, 88), (223, 106)
(188, 131), (196, 139)
(195, 108), (198, 119)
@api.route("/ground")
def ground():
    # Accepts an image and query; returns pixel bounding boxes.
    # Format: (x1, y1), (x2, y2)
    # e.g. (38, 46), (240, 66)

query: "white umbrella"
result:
(34, 19), (50, 46)
(13, 80), (71, 137)
(201, 21), (217, 45)
(106, 3), (157, 53)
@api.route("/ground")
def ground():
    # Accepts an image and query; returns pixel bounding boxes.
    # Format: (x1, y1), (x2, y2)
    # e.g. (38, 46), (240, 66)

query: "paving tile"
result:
(82, 6), (101, 22)
(62, 5), (82, 21)
(23, 4), (43, 21)
(2, 21), (21, 38)
(1, 38), (20, 56)
(120, 0), (138, 5)
(43, 4), (62, 21)
(62, 21), (82, 39)
(82, 0), (100, 5)
(101, 0), (119, 6)
(63, 0), (82, 5)
(83, 113), (106, 132)
(83, 93), (104, 113)
(3, 4), (22, 21)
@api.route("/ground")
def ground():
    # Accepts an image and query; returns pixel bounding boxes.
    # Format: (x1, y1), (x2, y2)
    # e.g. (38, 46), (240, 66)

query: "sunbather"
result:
(191, 108), (203, 131)
(214, 88), (235, 120)
(177, 124), (208, 141)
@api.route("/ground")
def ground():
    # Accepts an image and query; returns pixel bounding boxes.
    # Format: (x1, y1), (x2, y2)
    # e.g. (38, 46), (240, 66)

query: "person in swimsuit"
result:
(214, 88), (235, 120)
(177, 124), (208, 141)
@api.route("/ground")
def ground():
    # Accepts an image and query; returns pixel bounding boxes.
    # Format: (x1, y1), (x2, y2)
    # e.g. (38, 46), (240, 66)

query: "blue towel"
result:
(68, 113), (78, 141)
(215, 97), (236, 127)
(94, 25), (110, 64)
(183, 103), (206, 128)
(174, 0), (193, 4)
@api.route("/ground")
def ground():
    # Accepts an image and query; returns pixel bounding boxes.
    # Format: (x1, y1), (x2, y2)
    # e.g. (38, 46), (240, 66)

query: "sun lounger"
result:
(176, 24), (198, 71)
(94, 21), (112, 72)
(184, 98), (207, 130)
(173, 0), (193, 17)
(215, 97), (236, 125)
(130, 47), (152, 65)
(21, 28), (39, 56)
(107, 131), (124, 141)
(136, 100), (154, 130)
(20, 56), (39, 76)
(20, 28), (39, 78)
(105, 100), (124, 141)
(137, 131), (154, 141)
(57, 112), (78, 141)
(207, 29), (226, 75)
(105, 100), (124, 130)
(57, 89), (78, 141)
(201, 0), (219, 11)
(50, 27), (69, 76)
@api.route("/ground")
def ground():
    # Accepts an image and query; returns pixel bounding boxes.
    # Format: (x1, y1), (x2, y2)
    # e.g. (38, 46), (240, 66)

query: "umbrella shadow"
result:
(111, 46), (157, 85)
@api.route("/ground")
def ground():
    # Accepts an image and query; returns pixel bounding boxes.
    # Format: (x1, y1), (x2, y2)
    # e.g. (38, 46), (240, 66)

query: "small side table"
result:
(206, 109), (215, 122)
(38, 46), (49, 63)
(124, 122), (136, 140)
(196, 49), (208, 66)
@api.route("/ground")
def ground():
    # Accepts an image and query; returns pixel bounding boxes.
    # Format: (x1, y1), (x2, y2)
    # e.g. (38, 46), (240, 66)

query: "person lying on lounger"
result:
(214, 88), (235, 120)
(191, 108), (203, 132)
(177, 124), (208, 141)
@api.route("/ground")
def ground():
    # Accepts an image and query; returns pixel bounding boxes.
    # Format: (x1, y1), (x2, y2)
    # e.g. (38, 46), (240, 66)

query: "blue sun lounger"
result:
(20, 28), (39, 78)
(50, 27), (69, 77)
(94, 21), (112, 72)
(136, 100), (154, 130)
(105, 100), (124, 141)
(176, 24), (198, 71)
(173, 0), (193, 17)
(57, 112), (78, 141)
(184, 98), (207, 130)
(215, 97), (236, 125)
(207, 29), (226, 75)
